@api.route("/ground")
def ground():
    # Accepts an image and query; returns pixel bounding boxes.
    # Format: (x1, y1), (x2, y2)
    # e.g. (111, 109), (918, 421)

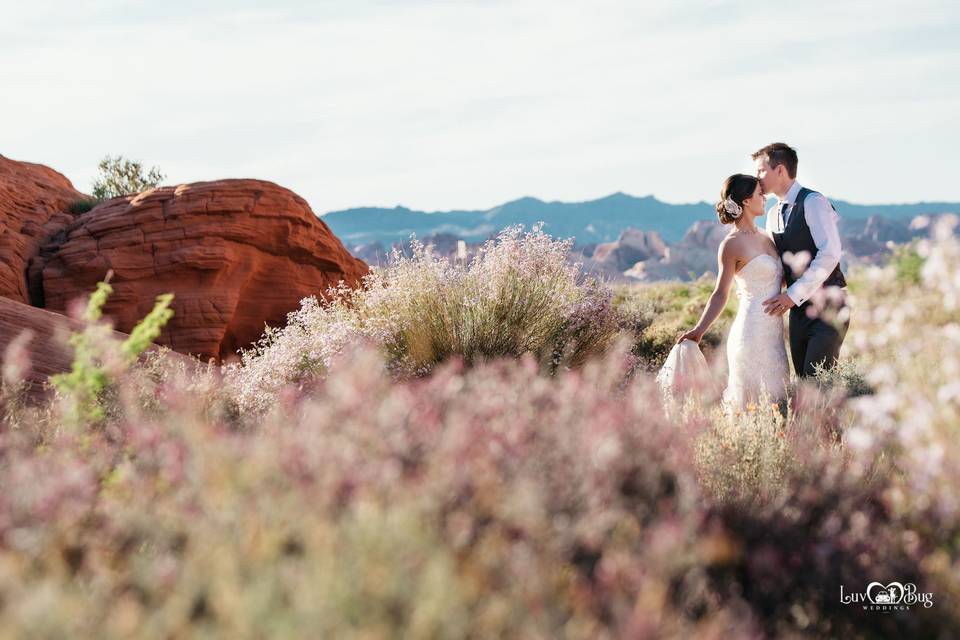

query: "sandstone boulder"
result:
(0, 155), (87, 304)
(33, 179), (370, 362)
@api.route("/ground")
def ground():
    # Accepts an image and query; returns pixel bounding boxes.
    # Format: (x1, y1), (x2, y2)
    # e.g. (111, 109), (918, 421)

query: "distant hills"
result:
(321, 192), (960, 247)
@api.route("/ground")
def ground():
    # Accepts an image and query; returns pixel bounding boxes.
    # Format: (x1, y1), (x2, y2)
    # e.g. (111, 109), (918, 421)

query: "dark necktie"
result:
(777, 200), (789, 231)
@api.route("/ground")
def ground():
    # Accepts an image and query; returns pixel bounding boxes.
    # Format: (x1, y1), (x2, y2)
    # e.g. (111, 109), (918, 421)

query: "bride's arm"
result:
(676, 239), (736, 344)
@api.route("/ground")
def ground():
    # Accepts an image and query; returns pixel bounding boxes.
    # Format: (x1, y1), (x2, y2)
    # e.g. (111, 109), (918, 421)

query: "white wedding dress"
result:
(722, 253), (790, 409)
(656, 338), (710, 399)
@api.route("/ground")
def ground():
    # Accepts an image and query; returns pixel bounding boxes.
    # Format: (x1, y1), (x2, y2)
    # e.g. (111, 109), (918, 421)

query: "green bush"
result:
(68, 199), (97, 214)
(890, 240), (925, 284)
(50, 279), (174, 425)
(91, 155), (165, 201)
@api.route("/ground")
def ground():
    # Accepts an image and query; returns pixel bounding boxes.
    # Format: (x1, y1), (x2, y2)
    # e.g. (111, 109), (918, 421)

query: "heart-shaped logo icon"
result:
(866, 581), (905, 604)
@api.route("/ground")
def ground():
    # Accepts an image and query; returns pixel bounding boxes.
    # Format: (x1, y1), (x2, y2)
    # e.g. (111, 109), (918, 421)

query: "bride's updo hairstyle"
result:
(716, 174), (759, 225)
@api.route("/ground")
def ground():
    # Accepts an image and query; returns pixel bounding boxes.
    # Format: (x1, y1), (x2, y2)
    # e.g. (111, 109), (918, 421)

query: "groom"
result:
(753, 142), (850, 378)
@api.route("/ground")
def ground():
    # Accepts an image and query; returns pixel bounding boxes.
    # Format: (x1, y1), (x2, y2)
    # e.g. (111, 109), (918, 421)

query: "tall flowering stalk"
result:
(50, 279), (174, 426)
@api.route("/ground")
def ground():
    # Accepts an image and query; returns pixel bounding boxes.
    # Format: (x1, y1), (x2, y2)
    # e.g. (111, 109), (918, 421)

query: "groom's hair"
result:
(751, 142), (798, 179)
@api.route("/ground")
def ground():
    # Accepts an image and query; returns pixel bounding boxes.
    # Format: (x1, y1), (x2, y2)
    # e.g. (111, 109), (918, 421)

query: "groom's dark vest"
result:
(772, 187), (846, 295)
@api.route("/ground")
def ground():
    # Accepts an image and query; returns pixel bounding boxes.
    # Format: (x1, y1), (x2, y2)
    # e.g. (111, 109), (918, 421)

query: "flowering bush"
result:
(0, 221), (958, 637)
(227, 223), (624, 413)
(835, 215), (960, 621)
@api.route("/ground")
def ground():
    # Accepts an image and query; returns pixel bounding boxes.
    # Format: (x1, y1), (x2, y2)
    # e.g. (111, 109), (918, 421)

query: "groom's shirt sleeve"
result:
(785, 193), (842, 306)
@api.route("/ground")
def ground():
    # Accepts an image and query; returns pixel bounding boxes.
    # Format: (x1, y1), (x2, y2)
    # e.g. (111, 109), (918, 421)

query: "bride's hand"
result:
(676, 328), (703, 345)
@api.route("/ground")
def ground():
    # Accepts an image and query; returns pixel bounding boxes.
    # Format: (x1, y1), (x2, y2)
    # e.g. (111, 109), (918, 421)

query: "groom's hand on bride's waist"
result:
(762, 293), (795, 316)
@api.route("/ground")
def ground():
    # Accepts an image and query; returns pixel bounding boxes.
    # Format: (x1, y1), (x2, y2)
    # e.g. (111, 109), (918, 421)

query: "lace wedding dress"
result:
(656, 339), (710, 398)
(722, 253), (790, 409)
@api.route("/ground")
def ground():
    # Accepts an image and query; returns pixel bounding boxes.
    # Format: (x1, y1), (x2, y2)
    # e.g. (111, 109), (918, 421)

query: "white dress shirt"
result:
(764, 180), (844, 306)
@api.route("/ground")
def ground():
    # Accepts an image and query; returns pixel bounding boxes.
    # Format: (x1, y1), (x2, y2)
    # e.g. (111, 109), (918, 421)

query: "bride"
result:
(675, 173), (790, 409)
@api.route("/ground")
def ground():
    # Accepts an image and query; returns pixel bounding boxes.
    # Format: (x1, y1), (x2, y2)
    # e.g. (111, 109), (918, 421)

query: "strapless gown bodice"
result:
(722, 254), (791, 409)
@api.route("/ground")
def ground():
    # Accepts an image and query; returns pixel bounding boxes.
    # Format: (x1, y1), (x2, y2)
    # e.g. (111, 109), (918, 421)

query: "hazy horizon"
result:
(317, 189), (960, 215)
(6, 149), (960, 215)
(3, 0), (958, 213)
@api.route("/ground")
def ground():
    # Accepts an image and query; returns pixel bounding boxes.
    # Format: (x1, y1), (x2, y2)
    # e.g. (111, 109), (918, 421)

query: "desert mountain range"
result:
(331, 194), (958, 283)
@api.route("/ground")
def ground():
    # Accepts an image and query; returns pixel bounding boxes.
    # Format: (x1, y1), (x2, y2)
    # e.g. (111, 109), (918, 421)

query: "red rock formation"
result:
(592, 228), (669, 271)
(33, 179), (370, 362)
(624, 220), (729, 281)
(0, 298), (81, 404)
(0, 155), (88, 304)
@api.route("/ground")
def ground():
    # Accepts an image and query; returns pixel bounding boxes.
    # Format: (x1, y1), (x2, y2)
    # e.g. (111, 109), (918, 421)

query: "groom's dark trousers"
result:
(788, 295), (850, 378)
(773, 186), (850, 378)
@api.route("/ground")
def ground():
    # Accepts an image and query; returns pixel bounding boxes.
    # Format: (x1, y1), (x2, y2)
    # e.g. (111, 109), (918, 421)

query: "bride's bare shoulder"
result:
(718, 231), (744, 252)
(717, 233), (742, 264)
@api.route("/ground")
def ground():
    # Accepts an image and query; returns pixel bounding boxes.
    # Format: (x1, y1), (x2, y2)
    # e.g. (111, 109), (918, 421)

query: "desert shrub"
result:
(68, 198), (97, 214)
(91, 154), (165, 201)
(0, 334), (750, 638)
(227, 223), (625, 413)
(812, 356), (874, 397)
(1, 329), (37, 429)
(833, 214), (960, 625)
(890, 239), (925, 285)
(612, 274), (737, 371)
(701, 445), (952, 638)
(5, 329), (958, 637)
(690, 387), (951, 637)
(694, 390), (796, 504)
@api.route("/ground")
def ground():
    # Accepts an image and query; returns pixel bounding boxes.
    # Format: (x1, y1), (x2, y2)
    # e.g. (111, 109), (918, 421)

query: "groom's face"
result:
(754, 156), (786, 196)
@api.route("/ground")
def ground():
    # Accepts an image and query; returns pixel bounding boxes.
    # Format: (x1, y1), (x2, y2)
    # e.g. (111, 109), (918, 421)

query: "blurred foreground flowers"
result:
(0, 220), (959, 638)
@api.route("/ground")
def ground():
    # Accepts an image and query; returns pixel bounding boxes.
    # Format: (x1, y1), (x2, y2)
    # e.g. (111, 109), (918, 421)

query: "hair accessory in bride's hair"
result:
(722, 197), (743, 219)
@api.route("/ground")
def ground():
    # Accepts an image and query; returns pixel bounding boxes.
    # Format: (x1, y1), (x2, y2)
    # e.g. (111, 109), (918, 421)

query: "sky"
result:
(2, 0), (958, 214)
